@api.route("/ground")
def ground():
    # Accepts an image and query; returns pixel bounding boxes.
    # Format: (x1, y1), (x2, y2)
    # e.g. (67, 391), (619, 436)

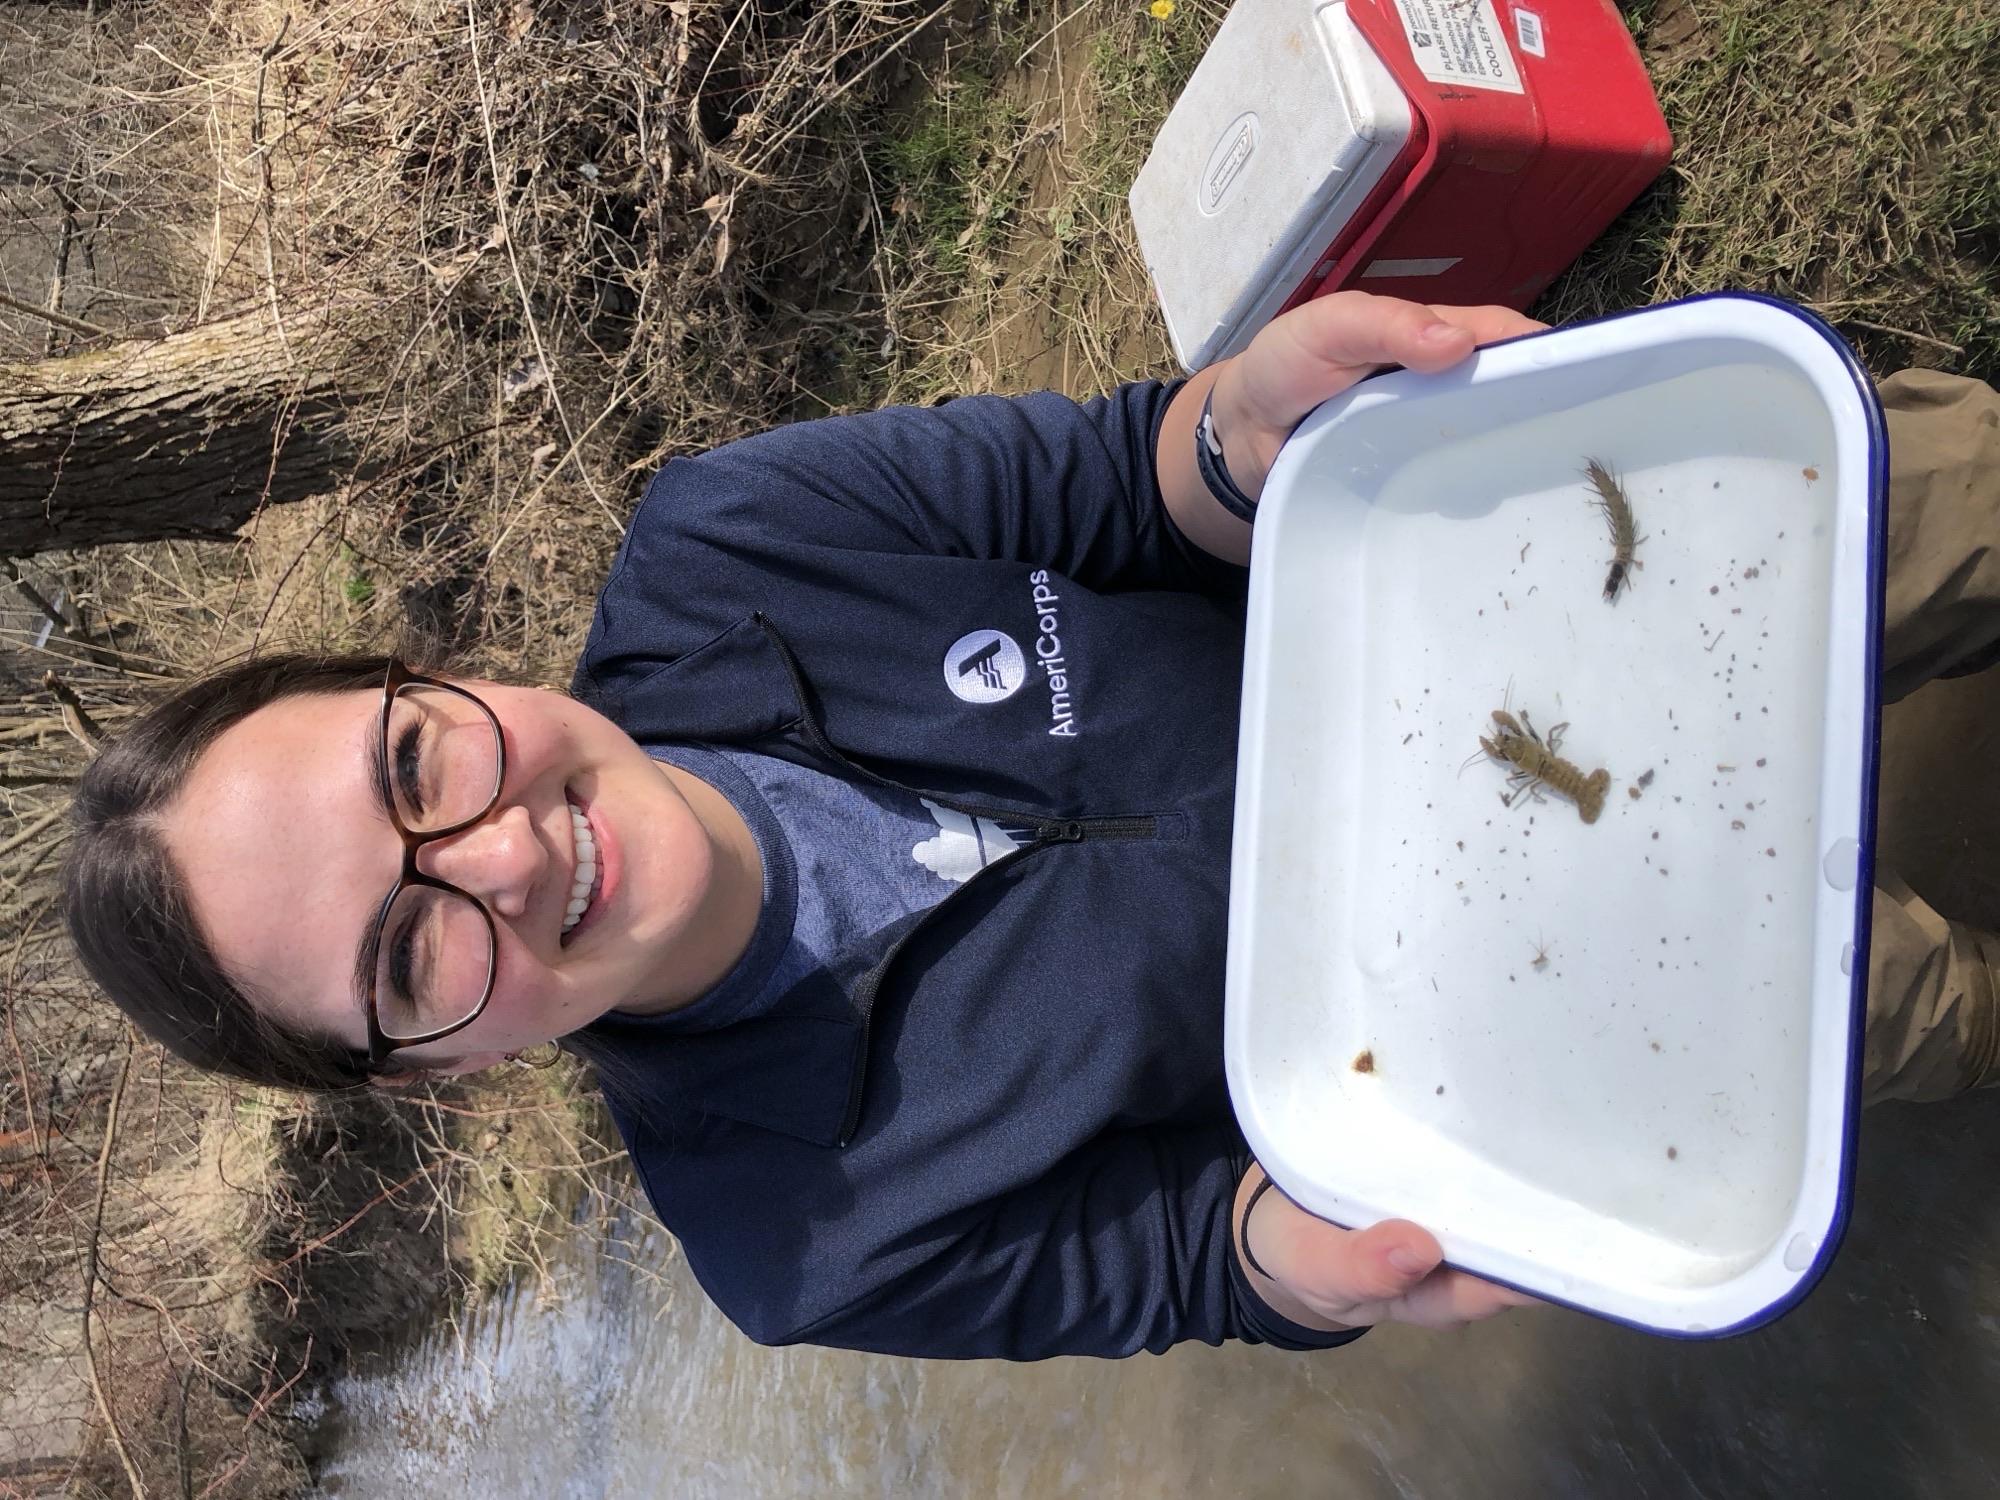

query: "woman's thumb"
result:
(1346, 1219), (1445, 1300)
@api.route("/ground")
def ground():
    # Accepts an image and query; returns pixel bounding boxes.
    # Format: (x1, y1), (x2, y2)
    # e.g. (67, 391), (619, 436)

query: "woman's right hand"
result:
(1235, 1163), (1540, 1332)
(1157, 293), (1546, 567)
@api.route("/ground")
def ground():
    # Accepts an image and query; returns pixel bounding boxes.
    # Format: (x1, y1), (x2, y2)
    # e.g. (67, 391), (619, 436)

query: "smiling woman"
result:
(60, 294), (1598, 1361)
(68, 652), (765, 1089)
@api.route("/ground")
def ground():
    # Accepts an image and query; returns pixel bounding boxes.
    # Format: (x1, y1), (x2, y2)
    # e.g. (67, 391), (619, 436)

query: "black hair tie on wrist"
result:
(1239, 1171), (1282, 1282)
(1196, 388), (1261, 525)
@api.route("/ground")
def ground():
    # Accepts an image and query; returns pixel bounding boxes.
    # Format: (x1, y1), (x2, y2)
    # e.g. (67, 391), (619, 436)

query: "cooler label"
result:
(1387, 0), (1525, 93)
(1512, 7), (1546, 58)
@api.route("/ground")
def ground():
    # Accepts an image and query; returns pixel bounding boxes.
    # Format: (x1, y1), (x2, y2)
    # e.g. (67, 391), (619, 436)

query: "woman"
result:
(61, 292), (2000, 1359)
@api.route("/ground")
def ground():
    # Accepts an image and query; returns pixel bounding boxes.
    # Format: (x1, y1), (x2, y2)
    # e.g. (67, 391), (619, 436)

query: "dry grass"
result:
(865, 0), (1228, 402)
(872, 0), (2000, 402)
(1, 0), (980, 1493)
(1535, 0), (2000, 372)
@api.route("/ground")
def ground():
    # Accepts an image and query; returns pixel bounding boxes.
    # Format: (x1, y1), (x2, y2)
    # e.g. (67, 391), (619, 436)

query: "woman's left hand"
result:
(1158, 292), (1547, 565)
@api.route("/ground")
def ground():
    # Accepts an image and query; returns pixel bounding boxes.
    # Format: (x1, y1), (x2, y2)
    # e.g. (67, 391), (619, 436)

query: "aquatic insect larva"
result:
(1584, 458), (1644, 603)
(1530, 934), (1553, 972)
(1478, 708), (1611, 824)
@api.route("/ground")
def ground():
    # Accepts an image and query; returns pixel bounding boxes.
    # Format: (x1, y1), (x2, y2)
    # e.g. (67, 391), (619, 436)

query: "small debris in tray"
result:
(1352, 1049), (1376, 1075)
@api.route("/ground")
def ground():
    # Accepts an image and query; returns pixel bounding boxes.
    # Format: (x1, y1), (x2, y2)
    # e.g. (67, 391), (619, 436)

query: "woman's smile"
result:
(561, 793), (611, 942)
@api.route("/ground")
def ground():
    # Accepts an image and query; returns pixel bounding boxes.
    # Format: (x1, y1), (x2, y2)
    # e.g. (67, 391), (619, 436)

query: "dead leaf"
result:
(502, 356), (549, 404)
(702, 193), (734, 274)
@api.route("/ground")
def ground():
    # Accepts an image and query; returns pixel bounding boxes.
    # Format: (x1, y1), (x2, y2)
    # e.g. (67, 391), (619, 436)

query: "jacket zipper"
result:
(750, 613), (1162, 1145)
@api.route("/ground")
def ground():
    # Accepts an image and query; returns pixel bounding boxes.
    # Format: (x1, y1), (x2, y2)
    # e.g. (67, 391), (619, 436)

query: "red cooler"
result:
(1130, 0), (1672, 370)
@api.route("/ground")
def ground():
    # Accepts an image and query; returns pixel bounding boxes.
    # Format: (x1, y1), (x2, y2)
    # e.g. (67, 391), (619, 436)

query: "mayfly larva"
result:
(1583, 458), (1644, 602)
(1478, 708), (1612, 824)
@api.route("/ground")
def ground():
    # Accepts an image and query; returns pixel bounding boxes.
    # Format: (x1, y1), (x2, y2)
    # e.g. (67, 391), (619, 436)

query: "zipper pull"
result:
(1046, 820), (1087, 843)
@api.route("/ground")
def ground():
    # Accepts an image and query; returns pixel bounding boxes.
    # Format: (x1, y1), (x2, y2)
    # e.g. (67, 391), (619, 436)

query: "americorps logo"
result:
(943, 629), (1026, 704)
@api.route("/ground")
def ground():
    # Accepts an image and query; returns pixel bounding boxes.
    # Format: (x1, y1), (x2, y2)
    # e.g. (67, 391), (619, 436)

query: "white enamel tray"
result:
(1224, 293), (1886, 1335)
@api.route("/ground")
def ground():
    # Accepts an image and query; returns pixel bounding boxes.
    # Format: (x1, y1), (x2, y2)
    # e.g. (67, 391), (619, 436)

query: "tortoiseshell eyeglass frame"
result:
(362, 660), (506, 1066)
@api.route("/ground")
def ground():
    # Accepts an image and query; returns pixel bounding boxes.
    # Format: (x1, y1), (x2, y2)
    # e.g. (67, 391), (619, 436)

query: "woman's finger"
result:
(1387, 1266), (1543, 1329)
(1274, 1212), (1444, 1319)
(1424, 301), (1550, 350)
(1230, 293), (1550, 445)
(1264, 290), (1479, 382)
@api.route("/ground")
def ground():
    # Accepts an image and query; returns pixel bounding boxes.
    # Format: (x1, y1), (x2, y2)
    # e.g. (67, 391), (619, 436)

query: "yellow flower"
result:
(1149, 0), (1175, 17)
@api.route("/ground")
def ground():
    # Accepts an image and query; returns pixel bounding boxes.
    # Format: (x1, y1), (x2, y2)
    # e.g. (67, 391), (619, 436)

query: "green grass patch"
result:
(1541, 0), (2000, 376)
(872, 58), (1027, 291)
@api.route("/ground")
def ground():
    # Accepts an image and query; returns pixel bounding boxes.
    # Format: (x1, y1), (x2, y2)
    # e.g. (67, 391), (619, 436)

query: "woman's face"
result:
(160, 680), (736, 1073)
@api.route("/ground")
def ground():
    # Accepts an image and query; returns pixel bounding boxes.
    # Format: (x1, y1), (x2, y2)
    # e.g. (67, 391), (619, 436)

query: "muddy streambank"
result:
(2, 1057), (625, 1500)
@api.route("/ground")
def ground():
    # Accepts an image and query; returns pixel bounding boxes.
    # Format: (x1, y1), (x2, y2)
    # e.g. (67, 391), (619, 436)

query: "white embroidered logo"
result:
(943, 629), (1026, 704)
(911, 799), (1026, 884)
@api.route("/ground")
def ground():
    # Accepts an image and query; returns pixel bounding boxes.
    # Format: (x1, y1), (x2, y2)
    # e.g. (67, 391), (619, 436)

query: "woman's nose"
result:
(417, 803), (545, 919)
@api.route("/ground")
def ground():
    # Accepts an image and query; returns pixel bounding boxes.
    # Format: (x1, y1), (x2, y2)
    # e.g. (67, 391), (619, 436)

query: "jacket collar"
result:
(578, 614), (805, 748)
(584, 989), (865, 1149)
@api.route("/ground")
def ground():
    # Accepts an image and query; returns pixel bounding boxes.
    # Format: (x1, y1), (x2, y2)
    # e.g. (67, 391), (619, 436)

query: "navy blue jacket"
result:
(571, 380), (1362, 1359)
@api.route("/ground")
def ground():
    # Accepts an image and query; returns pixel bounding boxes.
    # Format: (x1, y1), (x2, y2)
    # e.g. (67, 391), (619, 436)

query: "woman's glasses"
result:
(363, 661), (507, 1065)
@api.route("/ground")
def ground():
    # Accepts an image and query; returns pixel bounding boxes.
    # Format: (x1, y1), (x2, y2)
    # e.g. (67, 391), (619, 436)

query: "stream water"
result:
(307, 1087), (2000, 1500)
(310, 679), (2000, 1498)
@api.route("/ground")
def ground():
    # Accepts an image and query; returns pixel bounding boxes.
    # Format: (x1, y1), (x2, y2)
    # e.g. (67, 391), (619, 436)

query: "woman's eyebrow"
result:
(353, 720), (394, 1020)
(365, 713), (394, 822)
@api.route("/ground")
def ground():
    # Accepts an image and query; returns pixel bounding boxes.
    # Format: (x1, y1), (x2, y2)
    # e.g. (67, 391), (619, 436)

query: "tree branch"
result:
(0, 287), (112, 339)
(82, 1038), (147, 1500)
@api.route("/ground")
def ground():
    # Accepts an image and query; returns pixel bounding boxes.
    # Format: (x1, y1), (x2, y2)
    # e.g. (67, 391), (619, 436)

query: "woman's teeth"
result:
(563, 803), (599, 934)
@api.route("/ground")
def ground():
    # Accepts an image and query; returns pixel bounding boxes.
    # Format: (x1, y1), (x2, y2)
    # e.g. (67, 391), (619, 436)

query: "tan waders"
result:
(1865, 369), (2000, 1103)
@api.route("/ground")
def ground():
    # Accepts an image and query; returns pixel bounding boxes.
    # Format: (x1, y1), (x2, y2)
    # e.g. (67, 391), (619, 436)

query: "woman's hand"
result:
(1158, 292), (1548, 565)
(1235, 1162), (1540, 1333)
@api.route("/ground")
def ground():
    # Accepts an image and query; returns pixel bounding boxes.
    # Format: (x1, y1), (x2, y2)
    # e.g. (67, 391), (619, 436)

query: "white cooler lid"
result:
(1130, 0), (1413, 371)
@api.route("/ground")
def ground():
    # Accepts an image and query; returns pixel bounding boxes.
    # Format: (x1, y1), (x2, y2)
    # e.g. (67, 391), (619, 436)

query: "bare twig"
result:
(463, 0), (623, 537)
(0, 806), (65, 862)
(1845, 318), (1967, 355)
(0, 771), (74, 789)
(82, 1038), (147, 1500)
(44, 172), (78, 356)
(1015, 0), (1101, 66)
(4, 562), (72, 643)
(0, 287), (113, 339)
(41, 671), (104, 748)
